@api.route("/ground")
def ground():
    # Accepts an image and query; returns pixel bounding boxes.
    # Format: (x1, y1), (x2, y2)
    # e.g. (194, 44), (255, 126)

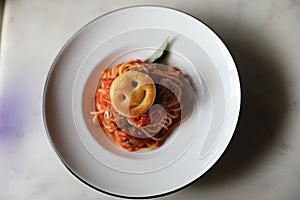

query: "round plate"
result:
(43, 6), (240, 198)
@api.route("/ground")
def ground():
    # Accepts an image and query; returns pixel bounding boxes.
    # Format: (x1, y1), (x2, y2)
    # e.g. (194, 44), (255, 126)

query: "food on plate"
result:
(91, 59), (190, 151)
(90, 38), (192, 151)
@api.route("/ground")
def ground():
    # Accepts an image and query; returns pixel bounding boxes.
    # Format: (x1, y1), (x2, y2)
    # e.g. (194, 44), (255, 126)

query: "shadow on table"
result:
(188, 17), (290, 188)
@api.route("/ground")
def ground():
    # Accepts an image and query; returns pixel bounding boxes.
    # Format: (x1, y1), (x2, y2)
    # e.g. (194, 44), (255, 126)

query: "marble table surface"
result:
(1, 0), (300, 199)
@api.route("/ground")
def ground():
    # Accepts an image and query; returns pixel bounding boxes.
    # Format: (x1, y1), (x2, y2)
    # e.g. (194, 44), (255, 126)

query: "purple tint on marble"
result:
(0, 92), (27, 140)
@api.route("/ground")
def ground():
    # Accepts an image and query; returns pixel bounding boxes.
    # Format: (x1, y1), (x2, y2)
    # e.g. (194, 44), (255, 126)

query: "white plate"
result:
(43, 6), (240, 198)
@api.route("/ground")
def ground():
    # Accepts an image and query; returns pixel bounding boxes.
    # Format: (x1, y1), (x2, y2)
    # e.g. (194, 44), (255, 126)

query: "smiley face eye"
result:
(120, 94), (126, 101)
(131, 80), (138, 88)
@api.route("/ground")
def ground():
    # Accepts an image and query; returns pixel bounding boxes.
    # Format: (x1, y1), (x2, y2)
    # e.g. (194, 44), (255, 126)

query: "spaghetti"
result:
(91, 59), (187, 151)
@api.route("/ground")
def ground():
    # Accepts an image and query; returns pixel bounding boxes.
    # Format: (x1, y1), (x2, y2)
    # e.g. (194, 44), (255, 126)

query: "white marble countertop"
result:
(1, 0), (300, 199)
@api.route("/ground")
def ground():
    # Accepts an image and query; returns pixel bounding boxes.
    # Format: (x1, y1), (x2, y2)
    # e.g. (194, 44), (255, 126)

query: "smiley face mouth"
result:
(129, 89), (146, 108)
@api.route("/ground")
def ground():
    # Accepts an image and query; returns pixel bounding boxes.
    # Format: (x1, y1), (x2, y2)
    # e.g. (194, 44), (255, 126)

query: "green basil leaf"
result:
(145, 37), (169, 63)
